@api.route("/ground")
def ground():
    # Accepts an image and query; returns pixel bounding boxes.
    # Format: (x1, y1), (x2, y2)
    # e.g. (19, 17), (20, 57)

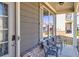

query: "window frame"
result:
(65, 22), (72, 33)
(40, 4), (56, 41)
(0, 2), (9, 56)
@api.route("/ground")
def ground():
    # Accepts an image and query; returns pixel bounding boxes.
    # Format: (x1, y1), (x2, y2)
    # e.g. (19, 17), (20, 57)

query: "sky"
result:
(43, 15), (53, 24)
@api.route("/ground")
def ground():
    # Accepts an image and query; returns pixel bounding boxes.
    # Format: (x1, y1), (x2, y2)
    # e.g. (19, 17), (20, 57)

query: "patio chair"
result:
(55, 36), (63, 55)
(77, 46), (79, 54)
(77, 40), (79, 55)
(43, 39), (59, 57)
(56, 39), (63, 55)
(49, 36), (63, 55)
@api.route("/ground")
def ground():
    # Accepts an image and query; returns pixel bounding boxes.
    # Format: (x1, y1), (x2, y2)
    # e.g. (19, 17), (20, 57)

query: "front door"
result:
(0, 2), (15, 57)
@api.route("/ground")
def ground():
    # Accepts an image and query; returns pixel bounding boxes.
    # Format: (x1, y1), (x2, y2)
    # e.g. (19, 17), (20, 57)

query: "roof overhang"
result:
(43, 2), (79, 14)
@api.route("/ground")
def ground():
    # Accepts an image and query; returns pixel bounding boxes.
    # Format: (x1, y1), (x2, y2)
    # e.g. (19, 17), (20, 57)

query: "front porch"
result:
(20, 2), (79, 57)
(22, 35), (79, 57)
(23, 44), (79, 57)
(59, 45), (78, 57)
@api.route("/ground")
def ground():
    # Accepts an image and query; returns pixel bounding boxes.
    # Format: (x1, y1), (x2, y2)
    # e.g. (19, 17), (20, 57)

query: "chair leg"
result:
(45, 53), (48, 57)
(56, 52), (58, 57)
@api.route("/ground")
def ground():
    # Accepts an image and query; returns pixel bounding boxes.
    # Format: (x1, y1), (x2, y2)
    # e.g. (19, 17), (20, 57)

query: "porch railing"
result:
(56, 35), (73, 45)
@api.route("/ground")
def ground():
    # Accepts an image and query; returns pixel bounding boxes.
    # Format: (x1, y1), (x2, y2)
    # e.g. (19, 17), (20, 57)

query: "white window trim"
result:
(40, 4), (56, 42)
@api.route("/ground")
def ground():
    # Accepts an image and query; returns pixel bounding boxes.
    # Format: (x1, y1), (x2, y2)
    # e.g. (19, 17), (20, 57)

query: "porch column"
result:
(73, 3), (78, 47)
(53, 14), (57, 41)
(39, 5), (43, 41)
(73, 13), (77, 47)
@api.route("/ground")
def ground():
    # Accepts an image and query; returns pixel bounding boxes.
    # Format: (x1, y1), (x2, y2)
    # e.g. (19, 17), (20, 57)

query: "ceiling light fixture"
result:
(59, 2), (64, 5)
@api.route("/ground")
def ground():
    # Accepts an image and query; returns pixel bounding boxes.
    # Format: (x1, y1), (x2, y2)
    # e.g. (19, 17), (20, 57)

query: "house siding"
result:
(20, 2), (40, 55)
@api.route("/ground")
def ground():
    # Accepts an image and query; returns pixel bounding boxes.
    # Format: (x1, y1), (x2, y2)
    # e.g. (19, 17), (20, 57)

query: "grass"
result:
(64, 30), (79, 45)
(77, 30), (79, 36)
(64, 40), (73, 45)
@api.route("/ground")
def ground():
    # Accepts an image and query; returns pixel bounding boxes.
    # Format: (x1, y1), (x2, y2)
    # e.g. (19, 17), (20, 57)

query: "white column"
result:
(15, 2), (20, 57)
(53, 14), (56, 41)
(73, 13), (77, 47)
(53, 14), (56, 36)
(39, 7), (43, 41)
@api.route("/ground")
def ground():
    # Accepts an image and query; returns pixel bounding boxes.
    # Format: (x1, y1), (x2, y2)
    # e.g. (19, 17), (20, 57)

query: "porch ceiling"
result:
(48, 2), (74, 14)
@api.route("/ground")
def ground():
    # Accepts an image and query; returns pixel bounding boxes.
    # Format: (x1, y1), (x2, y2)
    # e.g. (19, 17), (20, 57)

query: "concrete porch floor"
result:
(23, 45), (79, 57)
(59, 45), (79, 57)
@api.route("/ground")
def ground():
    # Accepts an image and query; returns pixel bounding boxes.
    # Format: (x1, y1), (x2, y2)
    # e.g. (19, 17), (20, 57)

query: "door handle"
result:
(12, 35), (15, 41)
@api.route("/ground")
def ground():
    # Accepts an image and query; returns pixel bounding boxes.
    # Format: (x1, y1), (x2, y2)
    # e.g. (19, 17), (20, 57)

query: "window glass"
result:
(43, 9), (49, 39)
(65, 23), (72, 33)
(49, 13), (54, 37)
(0, 3), (8, 16)
(0, 3), (8, 56)
(0, 30), (8, 42)
(65, 13), (73, 33)
(3, 4), (8, 16)
(42, 8), (55, 40)
(0, 3), (3, 15)
(0, 17), (8, 29)
(0, 43), (8, 56)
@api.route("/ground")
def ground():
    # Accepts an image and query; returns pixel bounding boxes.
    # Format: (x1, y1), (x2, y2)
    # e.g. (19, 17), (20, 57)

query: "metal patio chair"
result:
(43, 38), (59, 57)
(56, 36), (63, 55)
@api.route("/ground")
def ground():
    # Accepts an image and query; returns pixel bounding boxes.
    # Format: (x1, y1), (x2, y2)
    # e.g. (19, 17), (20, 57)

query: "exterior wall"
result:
(20, 2), (40, 55)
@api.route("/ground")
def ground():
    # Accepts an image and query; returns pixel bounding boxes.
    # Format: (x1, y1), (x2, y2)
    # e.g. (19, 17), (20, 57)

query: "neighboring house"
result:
(20, 2), (79, 57)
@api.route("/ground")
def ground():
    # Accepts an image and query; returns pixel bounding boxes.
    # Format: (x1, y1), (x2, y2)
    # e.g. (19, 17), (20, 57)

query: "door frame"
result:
(39, 4), (56, 41)
(15, 2), (20, 57)
(1, 2), (20, 57)
(1, 2), (16, 57)
(73, 13), (77, 47)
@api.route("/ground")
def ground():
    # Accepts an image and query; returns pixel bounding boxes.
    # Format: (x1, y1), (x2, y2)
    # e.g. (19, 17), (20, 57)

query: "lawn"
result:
(77, 30), (79, 36)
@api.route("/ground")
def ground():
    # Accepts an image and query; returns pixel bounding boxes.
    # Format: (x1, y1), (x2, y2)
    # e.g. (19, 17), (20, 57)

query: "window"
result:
(65, 22), (72, 33)
(0, 3), (8, 56)
(0, 3), (8, 16)
(43, 9), (49, 39)
(66, 14), (72, 21)
(49, 13), (54, 37)
(65, 13), (73, 33)
(42, 7), (55, 40)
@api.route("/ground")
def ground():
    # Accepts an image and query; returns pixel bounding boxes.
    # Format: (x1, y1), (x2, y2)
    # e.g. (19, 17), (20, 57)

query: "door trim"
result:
(15, 2), (20, 57)
(1, 2), (16, 57)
